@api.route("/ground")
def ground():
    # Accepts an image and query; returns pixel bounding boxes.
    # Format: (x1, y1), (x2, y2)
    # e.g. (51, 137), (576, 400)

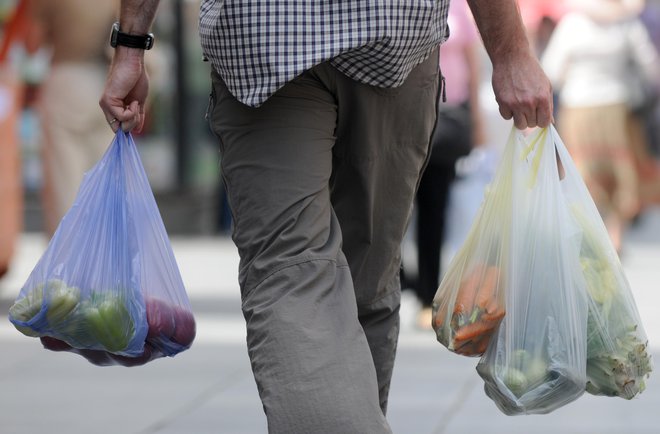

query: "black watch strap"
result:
(110, 22), (154, 50)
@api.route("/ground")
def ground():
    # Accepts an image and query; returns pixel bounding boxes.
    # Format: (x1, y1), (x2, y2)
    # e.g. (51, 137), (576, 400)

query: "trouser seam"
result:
(360, 287), (400, 309)
(245, 256), (349, 296)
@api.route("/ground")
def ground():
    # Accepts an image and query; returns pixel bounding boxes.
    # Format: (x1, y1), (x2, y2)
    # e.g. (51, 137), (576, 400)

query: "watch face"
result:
(144, 34), (155, 50)
(110, 22), (120, 48)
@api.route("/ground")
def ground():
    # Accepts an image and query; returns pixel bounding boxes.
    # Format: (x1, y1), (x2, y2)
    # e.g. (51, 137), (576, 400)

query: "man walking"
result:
(99, 1), (553, 432)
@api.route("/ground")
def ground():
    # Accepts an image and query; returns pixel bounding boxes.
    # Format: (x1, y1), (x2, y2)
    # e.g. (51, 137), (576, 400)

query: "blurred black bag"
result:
(429, 102), (473, 165)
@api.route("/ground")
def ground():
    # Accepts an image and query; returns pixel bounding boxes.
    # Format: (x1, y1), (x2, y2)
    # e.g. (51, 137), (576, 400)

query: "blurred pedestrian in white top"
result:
(541, 0), (660, 253)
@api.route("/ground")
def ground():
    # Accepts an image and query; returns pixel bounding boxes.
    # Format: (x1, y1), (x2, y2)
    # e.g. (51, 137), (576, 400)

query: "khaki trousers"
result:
(207, 50), (439, 433)
(38, 62), (115, 236)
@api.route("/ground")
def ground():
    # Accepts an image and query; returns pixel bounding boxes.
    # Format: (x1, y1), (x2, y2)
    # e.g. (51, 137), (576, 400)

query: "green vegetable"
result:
(83, 295), (135, 352)
(9, 281), (137, 354)
(503, 349), (551, 397)
(576, 209), (653, 399)
(503, 368), (529, 397)
(586, 344), (651, 398)
(50, 306), (97, 347)
(9, 279), (82, 337)
(8, 284), (45, 337)
(45, 279), (81, 326)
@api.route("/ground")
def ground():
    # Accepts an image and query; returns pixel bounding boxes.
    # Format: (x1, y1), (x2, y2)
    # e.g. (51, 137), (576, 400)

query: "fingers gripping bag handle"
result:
(8, 131), (195, 363)
(433, 125), (589, 415)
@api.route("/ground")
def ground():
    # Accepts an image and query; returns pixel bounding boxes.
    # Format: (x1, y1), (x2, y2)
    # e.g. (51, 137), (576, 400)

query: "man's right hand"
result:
(99, 47), (149, 133)
(491, 50), (554, 130)
(467, 0), (554, 130)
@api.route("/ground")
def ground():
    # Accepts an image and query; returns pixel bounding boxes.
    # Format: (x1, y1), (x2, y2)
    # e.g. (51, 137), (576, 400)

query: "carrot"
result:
(450, 302), (504, 357)
(485, 296), (501, 315)
(481, 307), (505, 323)
(453, 319), (498, 343)
(445, 264), (507, 357)
(474, 266), (499, 310)
(453, 264), (484, 316)
(453, 332), (492, 357)
(474, 335), (491, 355)
(454, 341), (478, 356)
(432, 304), (448, 329)
(455, 335), (490, 356)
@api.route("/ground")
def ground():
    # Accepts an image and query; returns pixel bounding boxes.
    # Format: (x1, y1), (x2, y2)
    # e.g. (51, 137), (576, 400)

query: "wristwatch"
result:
(110, 22), (154, 50)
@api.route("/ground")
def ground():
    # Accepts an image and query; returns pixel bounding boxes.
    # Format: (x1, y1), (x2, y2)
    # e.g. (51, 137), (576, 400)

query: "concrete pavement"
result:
(2, 208), (660, 434)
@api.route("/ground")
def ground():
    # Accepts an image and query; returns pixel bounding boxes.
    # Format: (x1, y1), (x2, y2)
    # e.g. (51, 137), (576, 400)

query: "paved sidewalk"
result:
(2, 209), (660, 434)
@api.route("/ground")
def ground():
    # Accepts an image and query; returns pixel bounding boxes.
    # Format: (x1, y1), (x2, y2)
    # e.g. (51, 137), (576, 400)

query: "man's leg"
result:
(327, 50), (440, 411)
(207, 70), (392, 433)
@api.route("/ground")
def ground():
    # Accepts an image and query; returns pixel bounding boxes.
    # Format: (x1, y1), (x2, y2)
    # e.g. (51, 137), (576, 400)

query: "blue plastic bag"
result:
(8, 131), (195, 365)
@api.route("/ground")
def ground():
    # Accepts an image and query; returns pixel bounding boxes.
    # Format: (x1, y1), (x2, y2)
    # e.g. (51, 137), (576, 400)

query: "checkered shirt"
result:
(199, 0), (450, 107)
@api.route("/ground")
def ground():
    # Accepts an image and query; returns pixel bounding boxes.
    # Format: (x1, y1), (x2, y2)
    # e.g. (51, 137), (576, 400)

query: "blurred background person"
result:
(518, 0), (568, 57)
(541, 0), (660, 253)
(639, 0), (660, 157)
(25, 0), (119, 237)
(0, 0), (29, 278)
(402, 0), (486, 330)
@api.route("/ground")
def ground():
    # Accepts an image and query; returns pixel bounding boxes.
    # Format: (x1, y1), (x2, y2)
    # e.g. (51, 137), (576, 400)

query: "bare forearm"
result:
(100, 0), (159, 132)
(114, 0), (160, 64)
(119, 0), (160, 33)
(466, 0), (531, 66)
(466, 0), (553, 128)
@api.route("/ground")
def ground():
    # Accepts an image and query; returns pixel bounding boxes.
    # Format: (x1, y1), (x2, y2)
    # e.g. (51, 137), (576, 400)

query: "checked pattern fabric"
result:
(199, 0), (450, 107)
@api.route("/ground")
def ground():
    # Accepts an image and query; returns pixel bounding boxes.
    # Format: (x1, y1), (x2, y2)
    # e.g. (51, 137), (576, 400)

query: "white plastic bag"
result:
(561, 151), (653, 400)
(433, 126), (589, 414)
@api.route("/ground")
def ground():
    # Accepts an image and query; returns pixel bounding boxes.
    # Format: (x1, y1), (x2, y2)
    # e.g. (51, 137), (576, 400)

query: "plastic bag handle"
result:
(515, 125), (569, 185)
